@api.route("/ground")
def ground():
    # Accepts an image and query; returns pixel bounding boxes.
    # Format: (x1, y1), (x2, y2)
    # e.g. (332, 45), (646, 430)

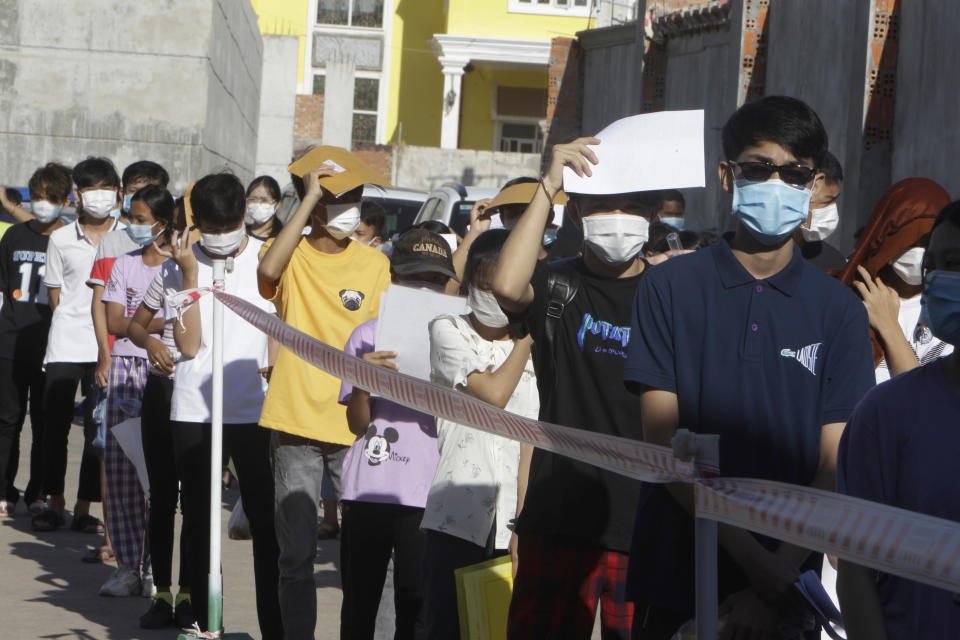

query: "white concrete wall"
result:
(395, 146), (542, 190)
(255, 35), (299, 183)
(0, 0), (262, 194)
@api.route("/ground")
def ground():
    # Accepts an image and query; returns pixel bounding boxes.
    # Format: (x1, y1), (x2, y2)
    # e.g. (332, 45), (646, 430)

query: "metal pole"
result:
(208, 258), (225, 634)
(694, 434), (720, 640)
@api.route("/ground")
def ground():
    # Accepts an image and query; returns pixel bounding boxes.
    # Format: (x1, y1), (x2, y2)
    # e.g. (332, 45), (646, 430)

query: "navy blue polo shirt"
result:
(622, 237), (875, 611)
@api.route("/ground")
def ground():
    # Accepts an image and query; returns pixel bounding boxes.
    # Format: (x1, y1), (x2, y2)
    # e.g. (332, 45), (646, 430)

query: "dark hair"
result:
(246, 175), (281, 202)
(502, 176), (539, 188)
(721, 96), (828, 167)
(361, 200), (386, 235)
(658, 189), (685, 207)
(4, 187), (22, 206)
(190, 173), (245, 229)
(460, 229), (509, 295)
(73, 156), (120, 190)
(122, 161), (169, 189)
(28, 163), (73, 202)
(131, 184), (175, 228)
(819, 151), (843, 184)
(418, 220), (452, 235)
(932, 200), (960, 233)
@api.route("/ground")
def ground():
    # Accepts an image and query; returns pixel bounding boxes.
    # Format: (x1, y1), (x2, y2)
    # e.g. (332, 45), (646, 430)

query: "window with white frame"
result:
(352, 77), (379, 144)
(498, 122), (543, 153)
(317, 0), (383, 28)
(508, 0), (592, 18)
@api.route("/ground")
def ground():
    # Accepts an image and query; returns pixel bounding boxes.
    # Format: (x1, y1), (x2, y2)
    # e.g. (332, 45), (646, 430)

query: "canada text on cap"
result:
(287, 146), (392, 197)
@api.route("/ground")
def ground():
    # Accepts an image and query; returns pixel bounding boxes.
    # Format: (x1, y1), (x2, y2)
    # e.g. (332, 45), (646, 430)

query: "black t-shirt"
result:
(800, 239), (845, 271)
(0, 222), (52, 359)
(509, 257), (645, 552)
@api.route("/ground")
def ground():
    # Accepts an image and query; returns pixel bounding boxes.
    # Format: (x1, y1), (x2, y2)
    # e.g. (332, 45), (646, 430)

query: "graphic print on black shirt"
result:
(0, 222), (53, 358)
(509, 258), (645, 552)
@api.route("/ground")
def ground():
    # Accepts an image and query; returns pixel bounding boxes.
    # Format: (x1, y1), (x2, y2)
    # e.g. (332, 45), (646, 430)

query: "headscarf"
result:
(839, 177), (951, 365)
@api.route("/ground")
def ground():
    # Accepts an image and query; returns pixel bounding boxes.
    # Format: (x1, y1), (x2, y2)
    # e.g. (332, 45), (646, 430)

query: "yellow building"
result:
(250, 0), (596, 151)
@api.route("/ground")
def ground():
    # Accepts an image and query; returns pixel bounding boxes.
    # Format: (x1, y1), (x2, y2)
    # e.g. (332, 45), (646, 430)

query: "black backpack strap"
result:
(536, 260), (581, 398)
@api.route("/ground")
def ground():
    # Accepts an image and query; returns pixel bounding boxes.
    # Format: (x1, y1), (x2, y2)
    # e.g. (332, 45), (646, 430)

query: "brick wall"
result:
(294, 94), (324, 146)
(544, 37), (583, 155)
(352, 143), (393, 181)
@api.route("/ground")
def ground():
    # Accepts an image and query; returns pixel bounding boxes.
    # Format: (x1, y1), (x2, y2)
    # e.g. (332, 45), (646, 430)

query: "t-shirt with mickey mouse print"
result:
(338, 318), (440, 507)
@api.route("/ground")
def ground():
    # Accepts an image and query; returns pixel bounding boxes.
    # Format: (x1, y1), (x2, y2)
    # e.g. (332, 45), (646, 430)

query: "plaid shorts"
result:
(507, 533), (634, 639)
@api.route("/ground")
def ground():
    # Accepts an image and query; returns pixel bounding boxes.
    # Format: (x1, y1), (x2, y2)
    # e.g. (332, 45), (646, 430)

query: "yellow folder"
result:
(455, 555), (514, 640)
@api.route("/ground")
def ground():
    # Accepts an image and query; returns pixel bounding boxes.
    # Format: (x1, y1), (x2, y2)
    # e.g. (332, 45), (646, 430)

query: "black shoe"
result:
(174, 598), (196, 630)
(139, 597), (174, 629)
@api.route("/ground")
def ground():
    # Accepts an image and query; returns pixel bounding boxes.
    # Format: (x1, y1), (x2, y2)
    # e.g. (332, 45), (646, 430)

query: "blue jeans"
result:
(271, 430), (347, 640)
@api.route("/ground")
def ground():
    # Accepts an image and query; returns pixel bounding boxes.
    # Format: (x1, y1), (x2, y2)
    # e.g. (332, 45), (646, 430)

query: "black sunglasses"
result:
(727, 161), (817, 187)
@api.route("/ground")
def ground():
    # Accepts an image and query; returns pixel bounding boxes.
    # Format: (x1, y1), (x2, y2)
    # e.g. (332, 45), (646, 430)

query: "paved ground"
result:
(0, 422), (344, 640)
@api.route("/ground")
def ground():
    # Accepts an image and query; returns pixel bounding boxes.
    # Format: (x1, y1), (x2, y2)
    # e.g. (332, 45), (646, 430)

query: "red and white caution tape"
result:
(697, 478), (960, 592)
(214, 291), (696, 484)
(211, 290), (960, 594)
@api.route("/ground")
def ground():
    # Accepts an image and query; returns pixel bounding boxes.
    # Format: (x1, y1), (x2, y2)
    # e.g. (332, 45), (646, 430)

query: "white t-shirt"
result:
(144, 238), (275, 424)
(43, 219), (123, 364)
(421, 314), (539, 549)
(875, 294), (954, 383)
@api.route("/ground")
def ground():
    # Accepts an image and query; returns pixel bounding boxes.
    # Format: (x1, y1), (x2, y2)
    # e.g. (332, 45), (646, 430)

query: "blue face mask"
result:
(123, 193), (133, 214)
(125, 221), (162, 246)
(732, 178), (812, 245)
(59, 207), (77, 224)
(920, 270), (960, 345)
(660, 216), (685, 231)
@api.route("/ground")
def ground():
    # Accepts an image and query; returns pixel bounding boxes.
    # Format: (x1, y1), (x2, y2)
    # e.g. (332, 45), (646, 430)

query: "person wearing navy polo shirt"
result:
(623, 97), (876, 639)
(492, 133), (663, 639)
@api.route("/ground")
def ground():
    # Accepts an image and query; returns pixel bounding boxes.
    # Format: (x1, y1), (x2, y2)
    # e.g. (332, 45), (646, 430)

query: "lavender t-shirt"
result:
(338, 318), (439, 508)
(102, 250), (162, 359)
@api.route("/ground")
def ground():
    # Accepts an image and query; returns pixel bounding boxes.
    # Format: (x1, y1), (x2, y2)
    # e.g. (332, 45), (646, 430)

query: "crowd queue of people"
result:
(0, 95), (958, 640)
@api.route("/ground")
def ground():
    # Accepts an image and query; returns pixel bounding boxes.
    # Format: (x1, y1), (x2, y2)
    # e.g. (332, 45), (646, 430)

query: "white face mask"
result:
(890, 247), (925, 286)
(800, 203), (839, 242)
(467, 287), (509, 329)
(80, 189), (119, 219)
(324, 202), (361, 240)
(31, 200), (63, 224)
(581, 214), (650, 265)
(246, 202), (276, 225)
(199, 226), (246, 256)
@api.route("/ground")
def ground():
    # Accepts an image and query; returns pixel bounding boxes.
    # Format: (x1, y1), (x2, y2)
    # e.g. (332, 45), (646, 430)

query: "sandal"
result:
(31, 509), (66, 531)
(81, 545), (116, 564)
(70, 513), (105, 534)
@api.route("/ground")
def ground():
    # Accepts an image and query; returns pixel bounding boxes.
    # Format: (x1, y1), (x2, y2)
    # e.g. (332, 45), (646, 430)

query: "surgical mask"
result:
(323, 202), (361, 240)
(199, 226), (245, 256)
(581, 214), (649, 265)
(80, 189), (119, 219)
(542, 228), (559, 247)
(467, 287), (509, 328)
(800, 203), (839, 242)
(59, 206), (77, 224)
(30, 201), (63, 224)
(920, 270), (960, 345)
(733, 179), (812, 245)
(123, 193), (134, 213)
(890, 247), (925, 286)
(126, 220), (163, 246)
(246, 202), (276, 225)
(660, 216), (685, 231)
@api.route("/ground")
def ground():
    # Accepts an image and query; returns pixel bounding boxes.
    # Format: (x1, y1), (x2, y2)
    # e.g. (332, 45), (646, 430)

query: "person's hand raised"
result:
(542, 137), (600, 198)
(155, 229), (198, 276)
(304, 165), (341, 202)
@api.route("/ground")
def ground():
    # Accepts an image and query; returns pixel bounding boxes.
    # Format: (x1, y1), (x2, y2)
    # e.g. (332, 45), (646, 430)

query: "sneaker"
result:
(141, 572), (156, 598)
(0, 501), (13, 516)
(139, 596), (174, 629)
(99, 567), (141, 597)
(174, 596), (196, 630)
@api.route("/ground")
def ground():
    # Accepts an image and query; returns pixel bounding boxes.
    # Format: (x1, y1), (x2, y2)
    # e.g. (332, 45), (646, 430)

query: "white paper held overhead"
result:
(563, 110), (705, 195)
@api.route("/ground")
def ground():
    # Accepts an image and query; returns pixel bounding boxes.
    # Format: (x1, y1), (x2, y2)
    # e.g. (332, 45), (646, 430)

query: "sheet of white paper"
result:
(563, 110), (705, 195)
(375, 284), (468, 381)
(112, 417), (150, 494)
(552, 204), (565, 228)
(439, 233), (458, 252)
